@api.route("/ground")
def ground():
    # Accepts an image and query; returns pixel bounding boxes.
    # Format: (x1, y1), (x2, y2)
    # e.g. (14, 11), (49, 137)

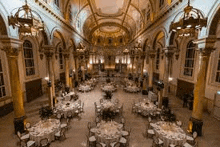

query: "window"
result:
(156, 48), (160, 70)
(147, 10), (150, 21)
(54, 0), (59, 8)
(216, 53), (220, 83)
(0, 59), (6, 98)
(68, 5), (72, 22)
(23, 40), (35, 76)
(159, 0), (164, 8)
(184, 41), (195, 76)
(59, 47), (64, 70)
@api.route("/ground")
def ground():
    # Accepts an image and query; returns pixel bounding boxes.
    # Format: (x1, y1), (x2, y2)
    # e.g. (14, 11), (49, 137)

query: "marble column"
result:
(1, 38), (26, 133)
(188, 37), (216, 136)
(64, 53), (70, 90)
(131, 56), (134, 75)
(148, 50), (156, 91)
(161, 47), (174, 108)
(141, 54), (145, 78)
(74, 54), (79, 82)
(43, 46), (55, 108)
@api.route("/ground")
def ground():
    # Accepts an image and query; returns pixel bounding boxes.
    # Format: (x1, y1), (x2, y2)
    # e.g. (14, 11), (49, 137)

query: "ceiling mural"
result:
(68, 0), (152, 47)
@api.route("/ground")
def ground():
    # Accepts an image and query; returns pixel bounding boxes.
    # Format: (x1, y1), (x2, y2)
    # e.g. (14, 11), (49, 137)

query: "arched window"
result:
(23, 40), (35, 76)
(68, 5), (72, 22)
(55, 0), (59, 8)
(146, 5), (151, 21)
(216, 52), (220, 83)
(159, 0), (164, 8)
(184, 41), (196, 76)
(156, 48), (160, 70)
(59, 47), (64, 70)
(0, 58), (6, 98)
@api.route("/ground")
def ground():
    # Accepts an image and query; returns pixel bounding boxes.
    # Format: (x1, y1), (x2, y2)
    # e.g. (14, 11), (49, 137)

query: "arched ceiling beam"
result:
(130, 3), (145, 25)
(88, 22), (131, 40)
(122, 0), (132, 26)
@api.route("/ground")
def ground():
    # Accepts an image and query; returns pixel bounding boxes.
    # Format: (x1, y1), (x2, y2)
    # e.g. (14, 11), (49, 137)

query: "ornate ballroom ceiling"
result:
(68, 0), (152, 46)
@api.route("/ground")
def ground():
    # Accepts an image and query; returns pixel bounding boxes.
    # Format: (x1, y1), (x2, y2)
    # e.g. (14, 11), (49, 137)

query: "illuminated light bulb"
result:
(177, 26), (181, 30)
(187, 25), (192, 28)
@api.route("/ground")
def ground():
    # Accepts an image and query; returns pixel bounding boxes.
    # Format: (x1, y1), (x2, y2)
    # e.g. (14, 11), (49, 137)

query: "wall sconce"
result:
(45, 77), (51, 87)
(168, 77), (173, 82)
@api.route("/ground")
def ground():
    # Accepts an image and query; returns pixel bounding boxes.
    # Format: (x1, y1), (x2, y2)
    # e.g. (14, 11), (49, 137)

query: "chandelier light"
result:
(8, 0), (44, 36)
(169, 0), (207, 37)
(76, 43), (86, 53)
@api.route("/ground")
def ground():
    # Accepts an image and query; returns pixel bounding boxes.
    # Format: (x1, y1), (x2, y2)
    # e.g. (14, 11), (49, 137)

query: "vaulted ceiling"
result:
(66, 0), (154, 46)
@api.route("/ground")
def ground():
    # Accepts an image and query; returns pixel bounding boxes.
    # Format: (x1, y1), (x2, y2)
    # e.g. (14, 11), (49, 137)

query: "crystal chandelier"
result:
(169, 0), (207, 37)
(76, 43), (86, 53)
(8, 0), (44, 36)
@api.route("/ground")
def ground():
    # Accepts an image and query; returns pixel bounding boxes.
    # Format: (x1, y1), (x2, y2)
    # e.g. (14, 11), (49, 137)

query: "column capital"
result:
(63, 53), (70, 59)
(194, 36), (216, 56)
(0, 37), (23, 57)
(42, 45), (55, 58)
(148, 49), (156, 58)
(163, 46), (175, 58)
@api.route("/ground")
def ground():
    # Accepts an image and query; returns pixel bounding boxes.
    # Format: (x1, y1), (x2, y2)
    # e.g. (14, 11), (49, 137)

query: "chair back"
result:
(17, 131), (21, 139)
(25, 122), (31, 129)
(67, 111), (72, 118)
(148, 117), (152, 122)
(57, 113), (62, 119)
(40, 138), (49, 147)
(114, 142), (120, 147)
(87, 122), (91, 130)
(193, 131), (198, 139)
(20, 140), (27, 147)
(60, 128), (66, 138)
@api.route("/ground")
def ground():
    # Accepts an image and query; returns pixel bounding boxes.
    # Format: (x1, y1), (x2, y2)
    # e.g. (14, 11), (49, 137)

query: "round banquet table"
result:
(91, 121), (123, 145)
(135, 100), (157, 115)
(55, 101), (80, 118)
(101, 85), (116, 92)
(124, 86), (140, 92)
(29, 119), (60, 146)
(151, 121), (187, 147)
(101, 99), (120, 113)
(78, 85), (91, 92)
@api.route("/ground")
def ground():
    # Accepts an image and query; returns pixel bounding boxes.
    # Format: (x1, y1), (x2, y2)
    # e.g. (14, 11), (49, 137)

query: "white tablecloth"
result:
(29, 119), (60, 146)
(148, 91), (158, 102)
(56, 101), (80, 118)
(135, 99), (157, 115)
(91, 121), (123, 145)
(124, 86), (140, 92)
(78, 85), (92, 92)
(151, 121), (187, 147)
(101, 84), (117, 92)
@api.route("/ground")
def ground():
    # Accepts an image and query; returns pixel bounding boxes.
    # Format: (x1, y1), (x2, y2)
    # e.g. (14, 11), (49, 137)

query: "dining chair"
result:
(96, 142), (107, 147)
(25, 122), (31, 130)
(40, 138), (50, 147)
(20, 140), (36, 147)
(55, 128), (66, 141)
(67, 111), (72, 118)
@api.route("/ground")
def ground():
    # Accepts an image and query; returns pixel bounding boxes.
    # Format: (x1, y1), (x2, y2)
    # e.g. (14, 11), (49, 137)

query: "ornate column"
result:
(141, 54), (145, 77)
(161, 46), (175, 108)
(74, 54), (79, 82)
(148, 50), (156, 91)
(1, 38), (26, 133)
(131, 55), (134, 75)
(64, 53), (70, 91)
(43, 45), (55, 108)
(188, 37), (216, 136)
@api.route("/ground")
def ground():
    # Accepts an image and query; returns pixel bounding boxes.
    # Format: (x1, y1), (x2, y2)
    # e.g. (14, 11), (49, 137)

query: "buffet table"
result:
(28, 119), (60, 146)
(151, 121), (187, 147)
(90, 121), (123, 145)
